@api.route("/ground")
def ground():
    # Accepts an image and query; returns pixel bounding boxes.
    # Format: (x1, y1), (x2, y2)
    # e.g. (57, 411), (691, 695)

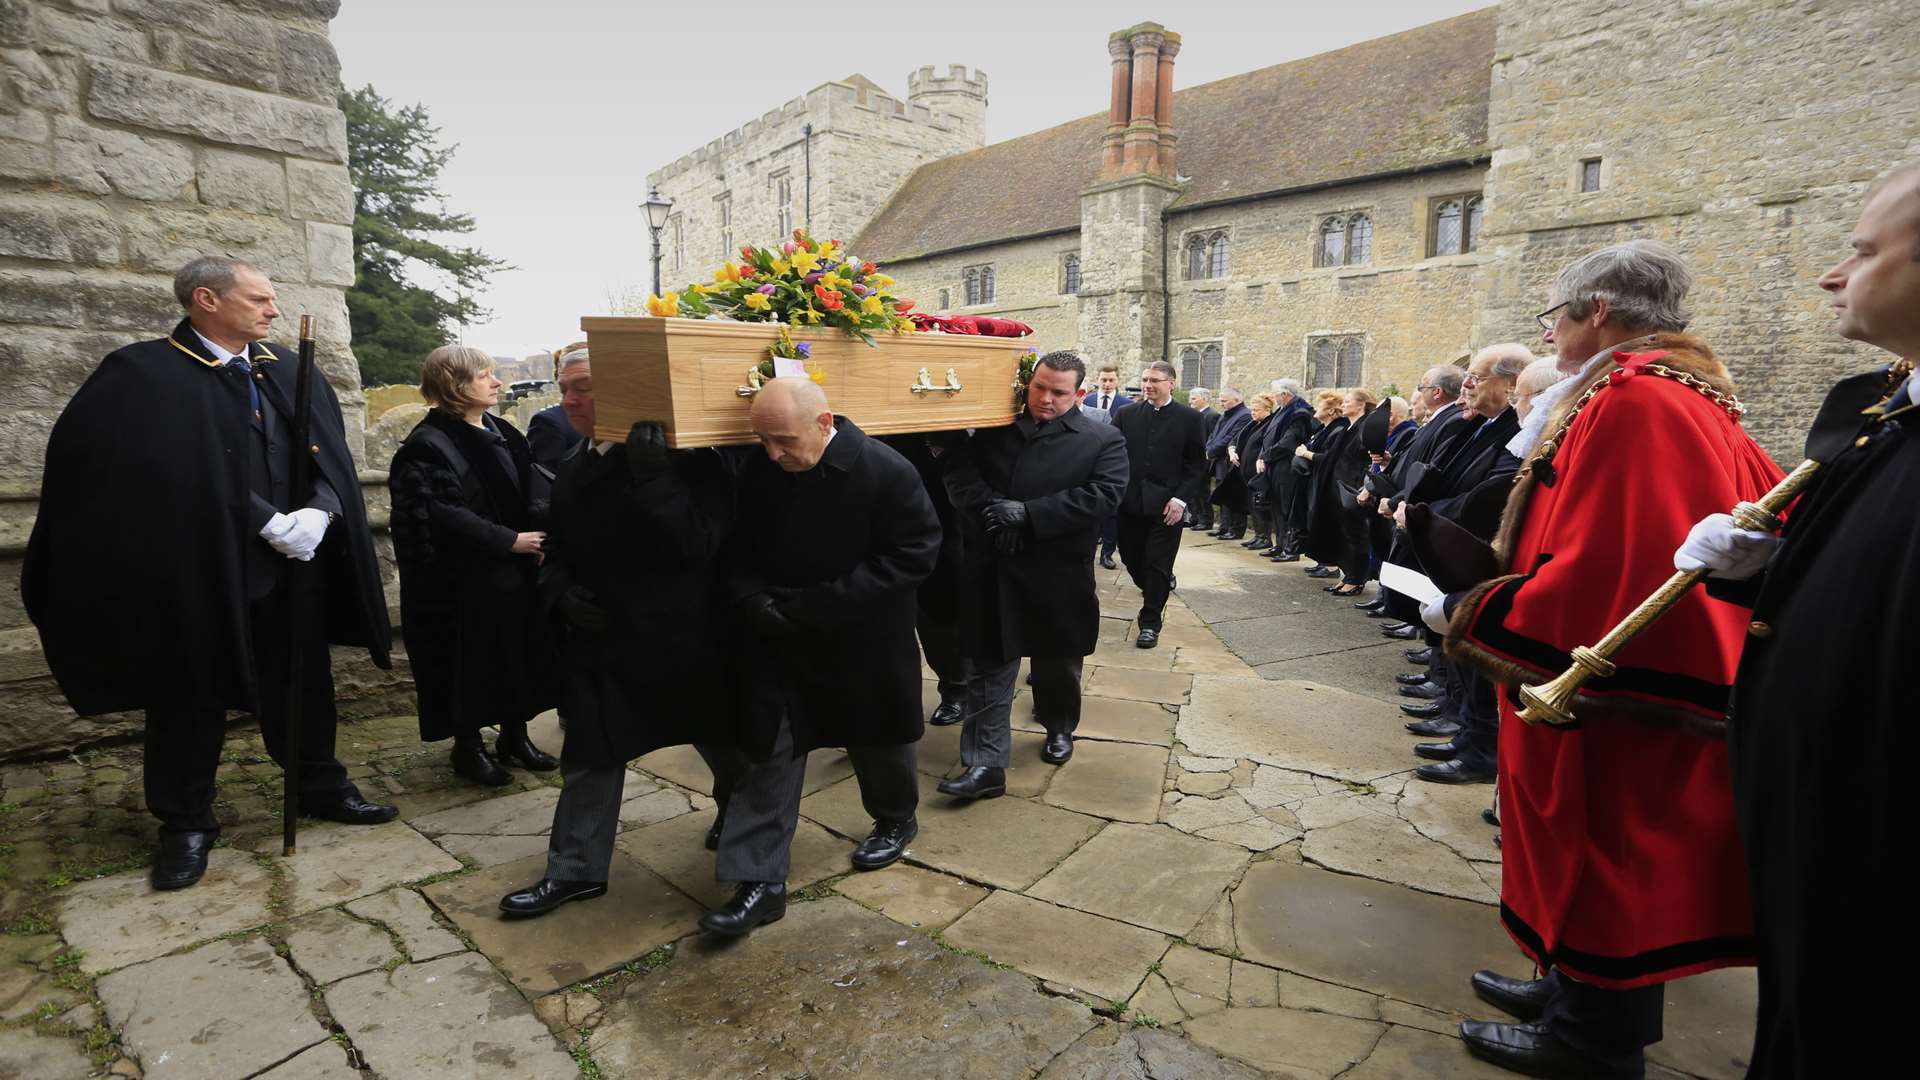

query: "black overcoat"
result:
(526, 403), (584, 472)
(1234, 414), (1273, 508)
(728, 419), (940, 756)
(22, 319), (389, 717)
(1204, 402), (1251, 483)
(1303, 412), (1369, 572)
(388, 409), (556, 741)
(1256, 399), (1315, 517)
(539, 443), (737, 769)
(945, 408), (1128, 663)
(879, 434), (964, 624)
(1113, 398), (1208, 516)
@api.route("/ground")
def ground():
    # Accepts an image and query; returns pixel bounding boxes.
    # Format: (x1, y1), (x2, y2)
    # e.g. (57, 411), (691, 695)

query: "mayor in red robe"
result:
(1440, 240), (1782, 1080)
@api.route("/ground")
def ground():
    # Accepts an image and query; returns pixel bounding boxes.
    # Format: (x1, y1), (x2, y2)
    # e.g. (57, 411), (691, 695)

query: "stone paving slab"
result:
(1013, 693), (1178, 746)
(283, 907), (398, 985)
(0, 1027), (93, 1080)
(832, 863), (990, 931)
(344, 887), (466, 962)
(1649, 967), (1759, 1079)
(802, 771), (1104, 891)
(432, 830), (551, 868)
(1341, 1023), (1512, 1079)
(633, 744), (716, 795)
(1213, 610), (1401, 666)
(1252, 640), (1414, 700)
(409, 785), (563, 837)
(617, 807), (850, 908)
(586, 897), (1095, 1078)
(1229, 861), (1516, 1017)
(257, 1039), (363, 1078)
(1179, 677), (1418, 782)
(1085, 666), (1193, 705)
(942, 890), (1170, 1004)
(1041, 740), (1171, 823)
(1086, 636), (1178, 672)
(1181, 1004), (1385, 1078)
(259, 822), (463, 915)
(1396, 780), (1502, 864)
(97, 937), (327, 1080)
(1037, 1022), (1269, 1080)
(1028, 823), (1248, 936)
(424, 851), (704, 996)
(1301, 812), (1498, 904)
(59, 849), (275, 972)
(325, 952), (577, 1078)
(918, 719), (1055, 797)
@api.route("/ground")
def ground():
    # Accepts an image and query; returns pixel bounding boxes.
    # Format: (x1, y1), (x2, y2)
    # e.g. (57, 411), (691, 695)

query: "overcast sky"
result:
(332, 0), (1490, 360)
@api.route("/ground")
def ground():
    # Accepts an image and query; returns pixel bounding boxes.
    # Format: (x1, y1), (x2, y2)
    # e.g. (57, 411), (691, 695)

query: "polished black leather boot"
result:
(499, 877), (607, 918)
(699, 881), (787, 937)
(1041, 731), (1074, 764)
(151, 830), (215, 891)
(1460, 1020), (1641, 1079)
(851, 818), (917, 870)
(451, 738), (512, 787)
(299, 788), (401, 825)
(937, 766), (1006, 800)
(495, 725), (559, 772)
(929, 698), (964, 727)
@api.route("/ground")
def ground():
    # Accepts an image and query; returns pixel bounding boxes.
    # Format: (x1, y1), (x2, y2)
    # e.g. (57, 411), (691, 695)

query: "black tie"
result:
(227, 354), (262, 417)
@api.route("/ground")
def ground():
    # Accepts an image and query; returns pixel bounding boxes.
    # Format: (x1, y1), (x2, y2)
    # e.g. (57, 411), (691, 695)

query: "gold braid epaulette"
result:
(1525, 362), (1746, 485)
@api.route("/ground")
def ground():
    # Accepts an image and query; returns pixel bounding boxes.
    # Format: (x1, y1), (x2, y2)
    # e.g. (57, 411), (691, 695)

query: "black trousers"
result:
(143, 588), (351, 835)
(1188, 477), (1214, 527)
(916, 605), (970, 705)
(1543, 970), (1664, 1070)
(1447, 669), (1499, 772)
(1098, 513), (1119, 558)
(1116, 511), (1182, 631)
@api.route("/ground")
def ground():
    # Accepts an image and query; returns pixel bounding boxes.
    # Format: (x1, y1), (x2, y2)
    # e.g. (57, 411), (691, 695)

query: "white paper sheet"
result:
(1379, 563), (1444, 605)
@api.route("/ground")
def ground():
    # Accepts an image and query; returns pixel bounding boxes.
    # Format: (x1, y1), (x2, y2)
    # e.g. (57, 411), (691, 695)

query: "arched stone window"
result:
(1062, 253), (1081, 294)
(1316, 213), (1372, 267)
(1310, 337), (1338, 387)
(1185, 233), (1207, 280)
(1307, 334), (1365, 386)
(938, 288), (950, 311)
(1431, 194), (1484, 256)
(1184, 230), (1229, 280)
(981, 265), (995, 303)
(1317, 216), (1346, 267)
(963, 265), (995, 305)
(1347, 213), (1372, 264)
(1465, 196), (1484, 252)
(1179, 345), (1201, 387)
(1207, 232), (1229, 278)
(1337, 337), (1365, 385)
(1201, 341), (1223, 388)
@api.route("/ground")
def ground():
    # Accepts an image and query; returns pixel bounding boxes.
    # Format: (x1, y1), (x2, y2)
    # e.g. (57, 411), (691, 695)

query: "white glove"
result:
(1673, 513), (1779, 580)
(262, 507), (330, 561)
(1420, 593), (1452, 636)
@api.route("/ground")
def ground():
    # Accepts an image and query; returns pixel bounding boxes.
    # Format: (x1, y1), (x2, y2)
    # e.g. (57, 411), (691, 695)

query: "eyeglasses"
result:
(1461, 373), (1481, 388)
(1535, 301), (1571, 332)
(1414, 384), (1438, 394)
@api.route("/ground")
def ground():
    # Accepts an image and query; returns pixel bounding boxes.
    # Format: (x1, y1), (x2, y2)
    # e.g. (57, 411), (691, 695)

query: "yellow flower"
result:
(861, 295), (884, 315)
(868, 273), (894, 287)
(742, 292), (771, 311)
(714, 261), (745, 284)
(645, 292), (679, 317)
(790, 250), (820, 275)
(806, 363), (828, 385)
(770, 259), (790, 275)
(691, 283), (714, 296)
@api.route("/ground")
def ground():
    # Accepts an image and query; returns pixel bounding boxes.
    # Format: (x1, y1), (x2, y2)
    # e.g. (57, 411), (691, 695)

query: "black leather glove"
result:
(983, 499), (1029, 533)
(625, 421), (670, 481)
(739, 592), (798, 639)
(558, 585), (611, 634)
(992, 526), (1027, 555)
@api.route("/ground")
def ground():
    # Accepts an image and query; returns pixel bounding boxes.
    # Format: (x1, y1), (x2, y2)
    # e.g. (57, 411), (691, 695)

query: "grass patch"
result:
(929, 934), (1012, 971)
(570, 944), (676, 999)
(7, 909), (54, 936)
(569, 1029), (603, 1079)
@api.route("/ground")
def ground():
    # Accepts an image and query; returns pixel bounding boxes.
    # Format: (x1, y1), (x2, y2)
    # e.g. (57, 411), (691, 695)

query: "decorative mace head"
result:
(1514, 645), (1616, 726)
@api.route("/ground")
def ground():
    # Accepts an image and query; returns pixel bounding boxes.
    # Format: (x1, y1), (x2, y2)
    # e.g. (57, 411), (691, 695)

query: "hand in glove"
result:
(625, 421), (670, 481)
(983, 499), (1029, 533)
(558, 585), (612, 634)
(992, 525), (1028, 555)
(261, 507), (329, 561)
(1673, 512), (1781, 580)
(739, 592), (799, 639)
(1419, 592), (1453, 636)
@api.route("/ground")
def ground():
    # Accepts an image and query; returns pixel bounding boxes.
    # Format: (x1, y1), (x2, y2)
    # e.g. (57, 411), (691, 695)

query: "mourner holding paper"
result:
(1675, 163), (1919, 1077)
(23, 257), (397, 892)
(1435, 240), (1782, 1079)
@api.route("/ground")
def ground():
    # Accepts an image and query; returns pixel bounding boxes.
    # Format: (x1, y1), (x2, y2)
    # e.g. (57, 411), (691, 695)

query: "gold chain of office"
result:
(1528, 362), (1746, 477)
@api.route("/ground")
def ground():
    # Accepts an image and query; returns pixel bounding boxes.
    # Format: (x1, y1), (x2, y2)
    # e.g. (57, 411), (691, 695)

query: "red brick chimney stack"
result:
(1100, 22), (1180, 182)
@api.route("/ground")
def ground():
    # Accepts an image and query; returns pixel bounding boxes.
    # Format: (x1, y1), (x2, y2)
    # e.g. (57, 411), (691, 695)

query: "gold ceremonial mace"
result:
(1514, 459), (1821, 726)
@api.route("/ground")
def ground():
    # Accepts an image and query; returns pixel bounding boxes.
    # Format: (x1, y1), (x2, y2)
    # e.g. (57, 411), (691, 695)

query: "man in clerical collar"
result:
(1110, 360), (1209, 649)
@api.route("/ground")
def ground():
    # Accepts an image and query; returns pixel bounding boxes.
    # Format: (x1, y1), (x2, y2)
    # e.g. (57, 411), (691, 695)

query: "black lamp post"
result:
(642, 185), (674, 299)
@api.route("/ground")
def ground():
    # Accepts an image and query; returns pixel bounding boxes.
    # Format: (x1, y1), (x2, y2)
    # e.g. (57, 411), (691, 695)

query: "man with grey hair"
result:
(1439, 240), (1782, 1078)
(1255, 378), (1315, 561)
(1111, 360), (1208, 648)
(25, 256), (397, 892)
(1185, 387), (1221, 529)
(527, 344), (589, 470)
(1202, 386), (1251, 536)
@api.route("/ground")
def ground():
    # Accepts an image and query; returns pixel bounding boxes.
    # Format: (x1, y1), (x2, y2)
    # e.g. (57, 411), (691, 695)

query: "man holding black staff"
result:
(23, 256), (396, 892)
(1112, 360), (1208, 648)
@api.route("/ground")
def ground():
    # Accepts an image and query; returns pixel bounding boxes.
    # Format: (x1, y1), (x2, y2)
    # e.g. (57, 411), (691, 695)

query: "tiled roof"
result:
(856, 8), (1497, 262)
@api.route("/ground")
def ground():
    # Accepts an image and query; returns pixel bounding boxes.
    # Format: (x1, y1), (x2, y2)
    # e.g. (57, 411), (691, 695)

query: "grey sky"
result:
(332, 0), (1491, 360)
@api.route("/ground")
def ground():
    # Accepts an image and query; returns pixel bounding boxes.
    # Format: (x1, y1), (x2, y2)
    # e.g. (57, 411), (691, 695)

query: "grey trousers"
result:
(702, 712), (919, 884)
(544, 763), (628, 883)
(962, 656), (1083, 768)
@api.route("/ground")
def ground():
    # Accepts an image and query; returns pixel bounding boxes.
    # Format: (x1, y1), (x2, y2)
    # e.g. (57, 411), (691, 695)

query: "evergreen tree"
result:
(339, 85), (506, 386)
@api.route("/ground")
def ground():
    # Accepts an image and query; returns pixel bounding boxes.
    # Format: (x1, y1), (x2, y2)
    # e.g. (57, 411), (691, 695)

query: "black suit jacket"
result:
(527, 403), (584, 472)
(1425, 407), (1521, 520)
(1113, 398), (1208, 516)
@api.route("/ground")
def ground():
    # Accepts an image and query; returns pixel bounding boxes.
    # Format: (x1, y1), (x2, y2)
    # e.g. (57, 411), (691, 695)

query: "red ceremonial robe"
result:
(1446, 334), (1782, 990)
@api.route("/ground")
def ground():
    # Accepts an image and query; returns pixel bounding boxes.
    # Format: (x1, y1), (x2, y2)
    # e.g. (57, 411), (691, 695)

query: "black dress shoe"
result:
(929, 699), (965, 727)
(1494, 833), (1502, 849)
(1305, 565), (1339, 579)
(1414, 741), (1457, 761)
(1399, 680), (1446, 699)
(151, 830), (215, 891)
(699, 881), (787, 937)
(1470, 970), (1553, 1022)
(1396, 671), (1432, 686)
(705, 812), (725, 851)
(1482, 807), (1500, 827)
(1383, 624), (1421, 640)
(1041, 731), (1074, 765)
(1365, 606), (1399, 619)
(852, 818), (917, 870)
(498, 877), (607, 918)
(300, 790), (402, 825)
(1100, 554), (1118, 570)
(1418, 758), (1495, 784)
(1248, 537), (1273, 551)
(1135, 628), (1160, 649)
(938, 766), (1007, 800)
(1406, 717), (1462, 737)
(1356, 596), (1387, 612)
(1460, 1020), (1637, 1079)
(495, 727), (559, 772)
(1406, 647), (1434, 664)
(1219, 530), (1245, 541)
(1269, 549), (1300, 563)
(1401, 702), (1445, 720)
(451, 741), (513, 787)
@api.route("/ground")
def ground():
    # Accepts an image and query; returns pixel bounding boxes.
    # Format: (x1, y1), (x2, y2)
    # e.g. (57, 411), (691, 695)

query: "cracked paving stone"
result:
(1245, 764), (1322, 808)
(619, 805), (849, 909)
(1015, 694), (1178, 747)
(0, 1027), (93, 1080)
(1178, 678), (1416, 782)
(942, 891), (1170, 1004)
(1126, 972), (1188, 1024)
(409, 786), (562, 837)
(1028, 823), (1247, 936)
(587, 897), (1095, 1078)
(325, 952), (577, 1077)
(433, 831), (551, 868)
(1399, 781), (1502, 864)
(1085, 667), (1193, 706)
(1181, 1005), (1385, 1078)
(1300, 812), (1497, 904)
(256, 1040), (361, 1078)
(1162, 790), (1261, 833)
(1177, 772), (1233, 795)
(59, 850), (275, 972)
(97, 937), (327, 1080)
(1037, 1022), (1269, 1079)
(1178, 756), (1237, 773)
(1160, 943), (1232, 1017)
(1197, 816), (1299, 852)
(344, 887), (466, 962)
(283, 908), (399, 984)
(1042, 741), (1172, 823)
(255, 822), (462, 916)
(831, 863), (989, 931)
(1341, 1024), (1516, 1078)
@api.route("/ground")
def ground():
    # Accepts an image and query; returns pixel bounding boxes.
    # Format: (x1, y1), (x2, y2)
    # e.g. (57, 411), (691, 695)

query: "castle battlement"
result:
(907, 64), (989, 101)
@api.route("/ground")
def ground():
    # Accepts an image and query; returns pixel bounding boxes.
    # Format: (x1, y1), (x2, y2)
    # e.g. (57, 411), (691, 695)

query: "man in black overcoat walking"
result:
(881, 434), (970, 728)
(940, 351), (1128, 790)
(1112, 360), (1208, 648)
(698, 378), (940, 937)
(497, 353), (737, 918)
(525, 346), (587, 471)
(22, 257), (396, 891)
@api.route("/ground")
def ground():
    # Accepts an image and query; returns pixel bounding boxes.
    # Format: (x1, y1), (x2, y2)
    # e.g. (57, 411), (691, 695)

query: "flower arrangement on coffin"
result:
(645, 228), (916, 386)
(1011, 349), (1042, 412)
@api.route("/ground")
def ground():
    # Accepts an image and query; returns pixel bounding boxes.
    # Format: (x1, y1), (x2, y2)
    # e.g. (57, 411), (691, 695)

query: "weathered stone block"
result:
(0, 193), (121, 265)
(0, 111), (53, 181)
(304, 220), (352, 285)
(36, 9), (149, 63)
(52, 115), (196, 199)
(81, 271), (180, 331)
(121, 206), (307, 278)
(195, 146), (285, 212)
(86, 59), (347, 163)
(276, 26), (339, 103)
(0, 0), (33, 47)
(0, 325), (128, 409)
(2, 48), (79, 111)
(0, 267), (87, 327)
(286, 157), (352, 223)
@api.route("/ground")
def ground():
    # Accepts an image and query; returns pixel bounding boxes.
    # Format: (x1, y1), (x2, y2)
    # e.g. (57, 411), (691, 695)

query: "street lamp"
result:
(641, 185), (674, 300)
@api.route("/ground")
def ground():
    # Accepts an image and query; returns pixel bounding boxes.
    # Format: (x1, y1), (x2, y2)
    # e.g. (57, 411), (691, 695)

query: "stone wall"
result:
(1470, 0), (1920, 460)
(883, 229), (1083, 351)
(648, 68), (984, 281)
(0, 0), (400, 760)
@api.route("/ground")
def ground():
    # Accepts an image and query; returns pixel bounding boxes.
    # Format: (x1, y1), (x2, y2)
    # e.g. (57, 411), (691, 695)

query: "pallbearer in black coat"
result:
(1681, 166), (1920, 1077)
(698, 378), (941, 938)
(23, 257), (396, 892)
(941, 351), (1129, 790)
(880, 433), (970, 728)
(1112, 360), (1209, 648)
(498, 348), (739, 919)
(389, 347), (559, 789)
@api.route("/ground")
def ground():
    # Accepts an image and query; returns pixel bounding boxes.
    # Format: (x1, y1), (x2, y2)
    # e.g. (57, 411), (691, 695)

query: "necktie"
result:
(228, 354), (262, 418)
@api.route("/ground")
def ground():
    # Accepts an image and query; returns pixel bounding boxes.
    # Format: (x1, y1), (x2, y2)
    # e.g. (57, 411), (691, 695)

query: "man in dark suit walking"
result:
(1112, 360), (1208, 648)
(526, 345), (588, 472)
(1088, 363), (1132, 568)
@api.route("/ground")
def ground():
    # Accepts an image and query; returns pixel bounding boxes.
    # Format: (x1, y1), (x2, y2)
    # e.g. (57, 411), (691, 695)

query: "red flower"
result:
(813, 283), (842, 304)
(893, 299), (915, 314)
(862, 261), (876, 274)
(740, 246), (755, 261)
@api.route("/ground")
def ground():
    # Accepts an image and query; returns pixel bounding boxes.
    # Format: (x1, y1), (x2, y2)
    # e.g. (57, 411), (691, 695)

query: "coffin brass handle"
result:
(735, 365), (767, 398)
(910, 367), (963, 394)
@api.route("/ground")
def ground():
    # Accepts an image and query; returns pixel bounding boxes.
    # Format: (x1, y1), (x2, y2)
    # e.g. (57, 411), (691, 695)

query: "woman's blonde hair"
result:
(1315, 390), (1344, 412)
(418, 345), (495, 411)
(1248, 392), (1277, 414)
(1345, 387), (1379, 409)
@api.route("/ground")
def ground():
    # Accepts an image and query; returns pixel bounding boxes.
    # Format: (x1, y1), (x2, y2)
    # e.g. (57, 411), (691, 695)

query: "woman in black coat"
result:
(1291, 392), (1343, 577)
(1231, 393), (1276, 550)
(389, 347), (559, 786)
(1299, 389), (1378, 596)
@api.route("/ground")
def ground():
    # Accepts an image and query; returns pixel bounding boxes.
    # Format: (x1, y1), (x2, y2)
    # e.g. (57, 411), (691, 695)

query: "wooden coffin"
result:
(580, 316), (1029, 447)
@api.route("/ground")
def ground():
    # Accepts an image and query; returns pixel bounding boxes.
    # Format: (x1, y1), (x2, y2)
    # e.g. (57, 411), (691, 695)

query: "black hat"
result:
(1357, 401), (1391, 453)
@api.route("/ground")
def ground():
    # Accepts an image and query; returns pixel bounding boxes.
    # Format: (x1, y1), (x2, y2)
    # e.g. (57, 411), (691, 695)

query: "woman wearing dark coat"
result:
(1258, 383), (1318, 563)
(1291, 392), (1345, 577)
(1299, 389), (1377, 595)
(389, 346), (559, 786)
(1231, 393), (1276, 550)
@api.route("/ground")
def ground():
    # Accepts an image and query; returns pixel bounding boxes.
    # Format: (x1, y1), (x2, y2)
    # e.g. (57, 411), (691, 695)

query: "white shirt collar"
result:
(192, 326), (248, 365)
